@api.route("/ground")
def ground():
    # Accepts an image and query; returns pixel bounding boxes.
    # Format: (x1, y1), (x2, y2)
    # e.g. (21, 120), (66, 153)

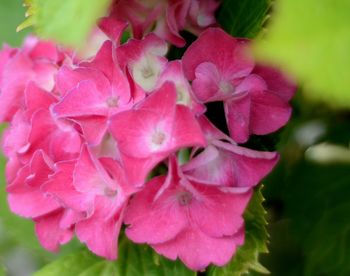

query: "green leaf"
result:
(218, 0), (271, 38)
(34, 236), (195, 276)
(21, 0), (111, 46)
(208, 186), (269, 276)
(254, 0), (350, 108)
(0, 0), (30, 46)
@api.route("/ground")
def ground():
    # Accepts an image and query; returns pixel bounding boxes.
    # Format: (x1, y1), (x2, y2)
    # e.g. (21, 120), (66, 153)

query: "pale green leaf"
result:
(255, 0), (350, 108)
(22, 0), (111, 46)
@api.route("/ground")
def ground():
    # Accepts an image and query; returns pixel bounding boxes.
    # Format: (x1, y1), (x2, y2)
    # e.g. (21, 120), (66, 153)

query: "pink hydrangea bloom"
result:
(110, 0), (219, 47)
(0, 12), (295, 270)
(109, 82), (206, 186)
(0, 37), (63, 122)
(125, 156), (251, 270)
(182, 27), (296, 143)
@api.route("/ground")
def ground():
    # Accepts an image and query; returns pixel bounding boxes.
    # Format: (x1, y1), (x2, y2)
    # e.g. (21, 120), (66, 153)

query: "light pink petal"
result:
(35, 209), (74, 252)
(53, 80), (109, 118)
(153, 226), (244, 271)
(0, 53), (32, 122)
(42, 161), (94, 213)
(76, 197), (126, 260)
(125, 175), (188, 244)
(190, 184), (251, 237)
(73, 116), (108, 146)
(24, 82), (56, 114)
(6, 151), (59, 218)
(74, 145), (116, 196)
(56, 65), (110, 97)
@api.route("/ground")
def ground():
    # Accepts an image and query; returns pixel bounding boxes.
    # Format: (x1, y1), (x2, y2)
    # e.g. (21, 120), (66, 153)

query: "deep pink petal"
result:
(225, 94), (251, 144)
(182, 28), (254, 81)
(250, 90), (292, 135)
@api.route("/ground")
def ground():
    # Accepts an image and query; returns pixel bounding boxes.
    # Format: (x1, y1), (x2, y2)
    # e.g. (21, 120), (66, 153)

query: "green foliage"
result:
(208, 186), (269, 276)
(34, 237), (194, 276)
(218, 0), (271, 38)
(19, 0), (111, 46)
(284, 161), (350, 275)
(255, 0), (350, 108)
(0, 0), (29, 46)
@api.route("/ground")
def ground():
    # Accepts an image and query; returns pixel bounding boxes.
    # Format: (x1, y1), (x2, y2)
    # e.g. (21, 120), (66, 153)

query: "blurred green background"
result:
(1, 0), (350, 275)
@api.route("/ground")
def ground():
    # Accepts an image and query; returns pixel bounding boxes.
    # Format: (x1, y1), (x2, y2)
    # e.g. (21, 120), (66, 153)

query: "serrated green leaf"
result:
(34, 236), (195, 276)
(208, 186), (269, 276)
(21, 0), (111, 47)
(218, 0), (271, 38)
(255, 0), (350, 108)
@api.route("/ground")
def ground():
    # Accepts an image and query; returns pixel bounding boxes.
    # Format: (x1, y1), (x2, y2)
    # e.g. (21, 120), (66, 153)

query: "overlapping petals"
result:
(0, 10), (295, 272)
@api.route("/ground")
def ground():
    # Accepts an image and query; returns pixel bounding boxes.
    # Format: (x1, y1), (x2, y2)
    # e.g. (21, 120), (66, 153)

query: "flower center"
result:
(104, 187), (117, 197)
(219, 80), (234, 94)
(177, 191), (193, 206)
(142, 66), (154, 79)
(151, 131), (166, 146)
(106, 96), (119, 108)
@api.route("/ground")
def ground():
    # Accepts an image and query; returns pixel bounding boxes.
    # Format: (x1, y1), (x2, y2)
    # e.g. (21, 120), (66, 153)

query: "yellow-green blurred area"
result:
(0, 0), (350, 275)
(255, 0), (350, 109)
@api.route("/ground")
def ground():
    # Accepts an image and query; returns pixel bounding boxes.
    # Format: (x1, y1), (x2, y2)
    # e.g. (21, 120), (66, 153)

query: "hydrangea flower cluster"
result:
(0, 5), (295, 271)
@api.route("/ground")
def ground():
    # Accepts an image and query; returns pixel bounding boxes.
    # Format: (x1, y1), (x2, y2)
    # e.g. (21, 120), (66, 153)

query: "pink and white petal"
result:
(192, 62), (225, 102)
(213, 140), (279, 187)
(182, 28), (254, 81)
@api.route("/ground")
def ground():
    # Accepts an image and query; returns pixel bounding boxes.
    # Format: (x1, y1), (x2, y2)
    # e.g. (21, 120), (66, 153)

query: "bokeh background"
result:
(1, 0), (350, 275)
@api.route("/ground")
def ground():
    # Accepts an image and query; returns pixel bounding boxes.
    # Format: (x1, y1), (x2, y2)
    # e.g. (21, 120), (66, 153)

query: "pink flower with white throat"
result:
(109, 82), (206, 187)
(183, 28), (296, 143)
(124, 156), (251, 270)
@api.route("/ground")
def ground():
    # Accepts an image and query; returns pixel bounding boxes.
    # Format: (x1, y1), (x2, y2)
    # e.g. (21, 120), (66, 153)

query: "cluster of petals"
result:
(0, 15), (295, 271)
(110, 0), (220, 47)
